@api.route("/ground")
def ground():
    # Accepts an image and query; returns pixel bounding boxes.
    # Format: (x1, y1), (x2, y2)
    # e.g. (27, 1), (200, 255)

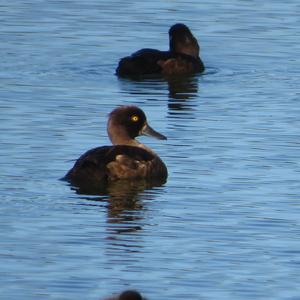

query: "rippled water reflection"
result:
(1, 0), (300, 299)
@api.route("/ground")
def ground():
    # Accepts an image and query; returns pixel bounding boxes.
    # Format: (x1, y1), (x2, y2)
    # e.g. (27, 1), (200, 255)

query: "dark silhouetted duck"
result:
(63, 106), (168, 190)
(116, 23), (205, 78)
(105, 290), (145, 300)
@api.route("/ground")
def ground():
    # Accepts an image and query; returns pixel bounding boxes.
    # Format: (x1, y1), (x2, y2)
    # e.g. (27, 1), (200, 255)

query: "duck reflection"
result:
(72, 177), (164, 236)
(117, 73), (199, 113)
(104, 179), (162, 235)
(73, 179), (163, 257)
(166, 74), (199, 112)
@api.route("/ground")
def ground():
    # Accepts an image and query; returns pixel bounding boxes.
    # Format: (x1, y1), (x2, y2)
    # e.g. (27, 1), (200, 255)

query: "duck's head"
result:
(169, 23), (200, 58)
(104, 290), (144, 300)
(107, 106), (167, 145)
(119, 290), (143, 300)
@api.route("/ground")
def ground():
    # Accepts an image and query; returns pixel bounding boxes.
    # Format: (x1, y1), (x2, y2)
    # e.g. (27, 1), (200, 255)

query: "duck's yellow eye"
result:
(131, 115), (139, 122)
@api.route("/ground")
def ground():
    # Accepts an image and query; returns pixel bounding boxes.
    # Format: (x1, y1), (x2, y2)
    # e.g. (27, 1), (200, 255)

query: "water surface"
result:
(1, 1), (300, 299)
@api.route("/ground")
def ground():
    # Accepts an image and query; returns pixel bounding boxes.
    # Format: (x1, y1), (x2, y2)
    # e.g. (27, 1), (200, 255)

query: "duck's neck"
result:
(174, 45), (199, 58)
(107, 123), (155, 154)
(170, 37), (200, 58)
(107, 124), (133, 145)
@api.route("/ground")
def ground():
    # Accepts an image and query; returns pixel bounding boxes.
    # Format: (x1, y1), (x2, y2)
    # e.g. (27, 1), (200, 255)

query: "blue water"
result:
(1, 1), (300, 299)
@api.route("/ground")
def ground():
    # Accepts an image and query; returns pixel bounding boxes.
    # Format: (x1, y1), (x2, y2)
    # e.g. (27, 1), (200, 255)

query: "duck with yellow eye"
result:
(63, 106), (168, 191)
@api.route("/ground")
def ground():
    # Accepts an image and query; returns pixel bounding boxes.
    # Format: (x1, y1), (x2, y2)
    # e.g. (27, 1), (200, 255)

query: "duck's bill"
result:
(140, 123), (167, 140)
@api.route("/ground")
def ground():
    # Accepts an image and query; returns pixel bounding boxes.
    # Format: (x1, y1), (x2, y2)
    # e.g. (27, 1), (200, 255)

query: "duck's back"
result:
(116, 49), (172, 77)
(64, 145), (168, 186)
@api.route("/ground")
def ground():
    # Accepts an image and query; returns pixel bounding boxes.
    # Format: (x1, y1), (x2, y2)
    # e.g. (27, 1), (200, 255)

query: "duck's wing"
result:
(159, 53), (205, 75)
(63, 146), (112, 185)
(106, 145), (167, 181)
(64, 145), (167, 185)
